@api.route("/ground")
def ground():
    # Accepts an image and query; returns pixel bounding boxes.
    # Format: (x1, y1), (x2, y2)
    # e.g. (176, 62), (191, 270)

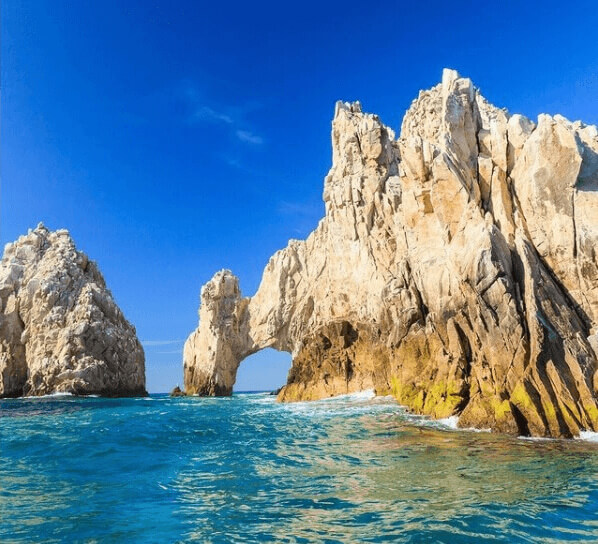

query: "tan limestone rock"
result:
(183, 70), (598, 438)
(0, 224), (146, 397)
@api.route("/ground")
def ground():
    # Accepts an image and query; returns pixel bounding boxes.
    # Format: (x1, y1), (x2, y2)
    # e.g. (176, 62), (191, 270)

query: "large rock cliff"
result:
(184, 69), (598, 438)
(0, 224), (146, 397)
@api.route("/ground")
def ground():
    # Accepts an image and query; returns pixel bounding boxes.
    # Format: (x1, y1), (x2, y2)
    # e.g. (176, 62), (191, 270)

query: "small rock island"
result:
(0, 224), (146, 397)
(183, 69), (598, 438)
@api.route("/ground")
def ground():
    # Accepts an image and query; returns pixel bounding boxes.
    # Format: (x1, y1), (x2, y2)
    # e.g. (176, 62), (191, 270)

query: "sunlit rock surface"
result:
(184, 69), (598, 438)
(0, 224), (146, 397)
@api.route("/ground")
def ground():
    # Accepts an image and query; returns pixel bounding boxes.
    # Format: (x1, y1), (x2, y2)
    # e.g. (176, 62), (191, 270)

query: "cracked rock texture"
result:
(0, 224), (146, 397)
(184, 69), (598, 438)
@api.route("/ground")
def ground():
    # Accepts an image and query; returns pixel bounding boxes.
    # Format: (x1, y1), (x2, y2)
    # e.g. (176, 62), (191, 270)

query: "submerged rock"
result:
(0, 224), (146, 397)
(184, 69), (598, 438)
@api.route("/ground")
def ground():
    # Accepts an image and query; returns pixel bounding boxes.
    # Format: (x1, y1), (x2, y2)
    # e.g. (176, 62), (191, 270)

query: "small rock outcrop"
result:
(170, 386), (185, 397)
(184, 69), (598, 438)
(0, 224), (146, 397)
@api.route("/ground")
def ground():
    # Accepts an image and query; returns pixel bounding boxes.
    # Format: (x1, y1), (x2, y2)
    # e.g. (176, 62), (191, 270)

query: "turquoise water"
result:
(1, 392), (598, 543)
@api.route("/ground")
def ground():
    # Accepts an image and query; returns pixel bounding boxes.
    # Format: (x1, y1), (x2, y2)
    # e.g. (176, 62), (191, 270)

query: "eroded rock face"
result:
(0, 224), (146, 397)
(184, 69), (598, 438)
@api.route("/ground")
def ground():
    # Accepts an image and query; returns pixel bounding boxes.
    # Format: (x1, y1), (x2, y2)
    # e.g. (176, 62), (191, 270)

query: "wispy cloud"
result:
(224, 156), (243, 169)
(156, 349), (184, 355)
(192, 106), (234, 125)
(179, 82), (264, 146)
(141, 340), (184, 347)
(235, 130), (263, 145)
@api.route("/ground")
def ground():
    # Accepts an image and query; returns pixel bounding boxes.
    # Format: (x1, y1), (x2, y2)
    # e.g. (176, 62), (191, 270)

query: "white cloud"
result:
(141, 340), (183, 347)
(235, 130), (264, 145)
(192, 106), (234, 125)
(176, 81), (263, 147)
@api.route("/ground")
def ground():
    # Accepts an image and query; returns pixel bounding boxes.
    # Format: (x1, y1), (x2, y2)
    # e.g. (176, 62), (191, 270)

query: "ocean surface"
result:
(1, 392), (598, 543)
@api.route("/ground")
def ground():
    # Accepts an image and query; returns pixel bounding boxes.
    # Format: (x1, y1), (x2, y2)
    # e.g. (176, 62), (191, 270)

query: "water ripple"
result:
(2, 392), (598, 543)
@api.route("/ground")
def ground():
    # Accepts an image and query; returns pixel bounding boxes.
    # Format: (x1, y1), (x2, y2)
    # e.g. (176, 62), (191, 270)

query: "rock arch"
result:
(183, 69), (598, 438)
(183, 270), (286, 396)
(183, 267), (389, 398)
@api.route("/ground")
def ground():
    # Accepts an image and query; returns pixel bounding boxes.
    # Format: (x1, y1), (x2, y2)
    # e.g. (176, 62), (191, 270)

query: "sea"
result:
(1, 391), (598, 543)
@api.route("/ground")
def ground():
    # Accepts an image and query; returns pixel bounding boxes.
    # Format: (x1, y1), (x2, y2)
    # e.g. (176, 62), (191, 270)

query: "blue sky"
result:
(2, 1), (597, 392)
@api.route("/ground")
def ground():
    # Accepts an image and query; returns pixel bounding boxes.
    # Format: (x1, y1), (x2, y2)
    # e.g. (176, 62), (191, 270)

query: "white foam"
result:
(317, 389), (376, 402)
(349, 389), (376, 400)
(36, 392), (74, 398)
(250, 395), (277, 404)
(578, 431), (598, 442)
(438, 415), (459, 429)
(465, 427), (492, 433)
(412, 414), (491, 433)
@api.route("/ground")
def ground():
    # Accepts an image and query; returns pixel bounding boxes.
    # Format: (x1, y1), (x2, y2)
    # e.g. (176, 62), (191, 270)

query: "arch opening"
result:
(233, 348), (292, 393)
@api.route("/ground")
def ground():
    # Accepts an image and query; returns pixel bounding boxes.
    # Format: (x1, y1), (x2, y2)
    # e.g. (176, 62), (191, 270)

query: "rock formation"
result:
(184, 69), (598, 438)
(0, 224), (146, 397)
(170, 386), (185, 397)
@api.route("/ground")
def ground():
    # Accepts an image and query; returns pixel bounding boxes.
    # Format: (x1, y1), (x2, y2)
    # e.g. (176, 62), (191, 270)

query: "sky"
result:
(2, 1), (598, 392)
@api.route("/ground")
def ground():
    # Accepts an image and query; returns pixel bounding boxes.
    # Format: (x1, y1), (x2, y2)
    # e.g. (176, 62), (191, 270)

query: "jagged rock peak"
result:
(184, 69), (598, 438)
(334, 100), (362, 116)
(0, 225), (146, 397)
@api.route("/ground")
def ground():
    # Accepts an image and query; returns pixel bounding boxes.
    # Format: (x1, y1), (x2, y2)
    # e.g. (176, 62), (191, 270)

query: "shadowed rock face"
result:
(0, 224), (146, 397)
(184, 69), (598, 438)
